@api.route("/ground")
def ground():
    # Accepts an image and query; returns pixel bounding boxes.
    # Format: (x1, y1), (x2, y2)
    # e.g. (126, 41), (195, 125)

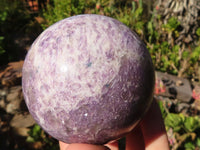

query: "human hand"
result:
(59, 99), (170, 150)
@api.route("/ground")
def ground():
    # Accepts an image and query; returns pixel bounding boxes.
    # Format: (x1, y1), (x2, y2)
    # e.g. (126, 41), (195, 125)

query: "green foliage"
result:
(115, 0), (144, 35)
(0, 36), (5, 55)
(196, 28), (200, 37)
(165, 113), (200, 133)
(184, 137), (200, 150)
(0, 7), (7, 57)
(159, 101), (200, 149)
(163, 17), (180, 32)
(165, 113), (184, 132)
(0, 10), (7, 21)
(196, 137), (200, 147)
(184, 116), (200, 132)
(42, 0), (86, 29)
(184, 142), (195, 150)
(157, 100), (167, 118)
(42, 0), (145, 36)
(27, 124), (43, 142)
(0, 0), (33, 64)
(147, 15), (200, 77)
(0, 1), (31, 33)
(148, 41), (181, 74)
(190, 46), (200, 63)
(27, 124), (59, 150)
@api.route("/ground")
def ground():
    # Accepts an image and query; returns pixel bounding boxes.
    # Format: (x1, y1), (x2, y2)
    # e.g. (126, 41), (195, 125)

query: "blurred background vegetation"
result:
(0, 0), (200, 150)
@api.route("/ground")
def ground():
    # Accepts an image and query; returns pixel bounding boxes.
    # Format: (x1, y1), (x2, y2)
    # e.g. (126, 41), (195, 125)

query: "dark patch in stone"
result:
(86, 62), (92, 67)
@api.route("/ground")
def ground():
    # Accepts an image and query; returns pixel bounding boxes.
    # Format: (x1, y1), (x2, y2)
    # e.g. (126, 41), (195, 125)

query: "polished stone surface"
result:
(22, 14), (155, 144)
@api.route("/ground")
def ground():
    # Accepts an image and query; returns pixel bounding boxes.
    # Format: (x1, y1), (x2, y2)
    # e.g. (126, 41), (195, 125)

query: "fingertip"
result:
(125, 125), (145, 150)
(59, 141), (69, 150)
(140, 99), (170, 150)
(66, 143), (111, 150)
(105, 140), (119, 150)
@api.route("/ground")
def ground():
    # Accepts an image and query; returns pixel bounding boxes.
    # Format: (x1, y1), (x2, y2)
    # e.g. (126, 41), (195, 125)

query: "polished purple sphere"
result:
(22, 14), (155, 144)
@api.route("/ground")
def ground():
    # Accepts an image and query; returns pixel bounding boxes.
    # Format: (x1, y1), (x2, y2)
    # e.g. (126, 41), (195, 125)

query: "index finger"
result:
(59, 141), (111, 150)
(124, 99), (169, 150)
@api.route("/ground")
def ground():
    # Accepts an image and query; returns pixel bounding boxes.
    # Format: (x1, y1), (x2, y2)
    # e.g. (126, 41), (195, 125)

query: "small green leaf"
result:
(179, 113), (186, 122)
(184, 116), (200, 132)
(0, 49), (5, 55)
(172, 45), (180, 52)
(135, 21), (144, 30)
(0, 36), (4, 40)
(164, 113), (183, 132)
(157, 101), (167, 118)
(33, 124), (41, 134)
(163, 17), (180, 32)
(157, 14), (161, 20)
(147, 21), (153, 35)
(191, 46), (200, 62)
(131, 1), (136, 13)
(196, 28), (200, 36)
(28, 124), (42, 141)
(139, 0), (143, 8)
(196, 137), (200, 147)
(182, 51), (189, 59)
(184, 142), (195, 150)
(0, 11), (7, 21)
(167, 17), (180, 30)
(135, 8), (143, 18)
(26, 136), (35, 143)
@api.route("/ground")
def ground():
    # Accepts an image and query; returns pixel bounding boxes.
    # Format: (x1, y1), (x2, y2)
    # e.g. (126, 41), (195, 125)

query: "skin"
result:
(59, 99), (170, 150)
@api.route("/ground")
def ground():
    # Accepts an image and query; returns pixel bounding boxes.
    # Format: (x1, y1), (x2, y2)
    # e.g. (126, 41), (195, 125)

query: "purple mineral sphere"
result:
(22, 14), (155, 144)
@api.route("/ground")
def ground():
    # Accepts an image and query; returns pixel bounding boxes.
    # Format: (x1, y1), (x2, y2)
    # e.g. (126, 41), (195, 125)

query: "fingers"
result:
(59, 141), (110, 150)
(66, 144), (110, 150)
(125, 125), (145, 150)
(59, 141), (69, 150)
(105, 141), (119, 150)
(125, 99), (170, 150)
(140, 99), (170, 150)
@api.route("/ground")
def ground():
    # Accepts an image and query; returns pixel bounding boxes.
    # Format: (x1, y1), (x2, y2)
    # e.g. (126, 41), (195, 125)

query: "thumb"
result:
(66, 143), (111, 150)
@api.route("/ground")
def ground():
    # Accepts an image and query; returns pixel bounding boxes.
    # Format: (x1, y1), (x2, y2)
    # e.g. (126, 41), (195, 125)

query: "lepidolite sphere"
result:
(22, 14), (155, 144)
